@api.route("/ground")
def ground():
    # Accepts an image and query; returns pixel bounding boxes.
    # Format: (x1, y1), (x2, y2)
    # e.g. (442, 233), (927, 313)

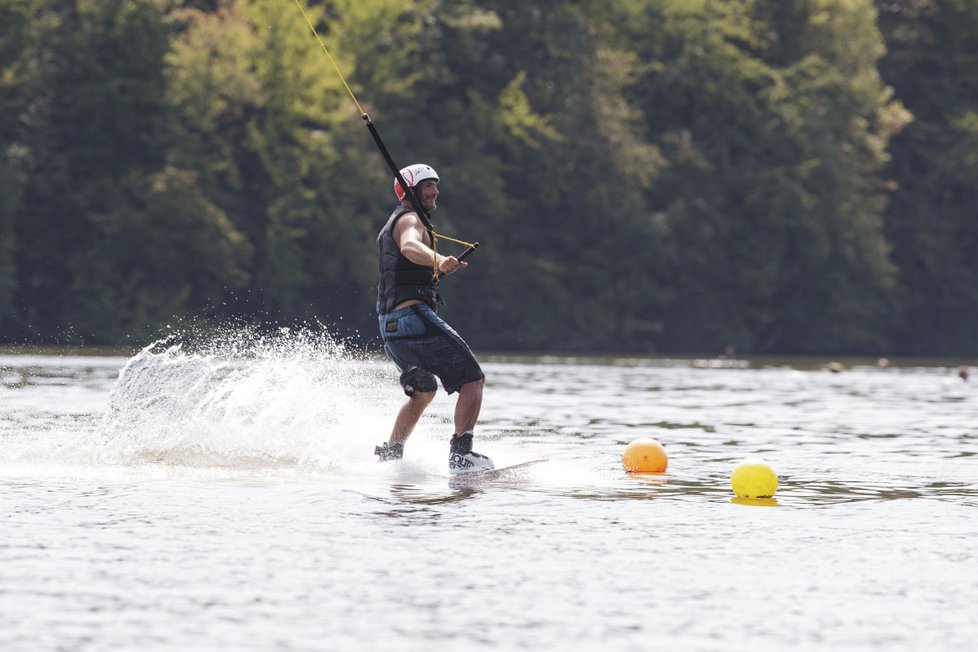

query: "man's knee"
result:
(400, 367), (438, 397)
(408, 390), (437, 411)
(461, 376), (485, 393)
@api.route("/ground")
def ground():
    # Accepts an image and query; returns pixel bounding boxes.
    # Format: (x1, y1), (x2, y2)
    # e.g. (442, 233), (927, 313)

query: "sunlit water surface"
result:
(1, 334), (976, 651)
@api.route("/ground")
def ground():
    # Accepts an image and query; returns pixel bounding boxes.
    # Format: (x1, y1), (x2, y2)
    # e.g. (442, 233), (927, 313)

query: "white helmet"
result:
(394, 163), (439, 201)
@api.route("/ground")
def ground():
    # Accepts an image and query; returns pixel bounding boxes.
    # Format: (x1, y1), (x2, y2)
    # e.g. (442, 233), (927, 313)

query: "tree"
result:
(68, 166), (252, 342)
(383, 0), (668, 351)
(877, 0), (978, 354)
(164, 0), (401, 337)
(7, 0), (174, 342)
(0, 0), (34, 333)
(628, 0), (908, 353)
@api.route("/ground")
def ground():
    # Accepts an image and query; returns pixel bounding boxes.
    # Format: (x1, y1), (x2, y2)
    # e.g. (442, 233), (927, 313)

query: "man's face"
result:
(416, 179), (439, 211)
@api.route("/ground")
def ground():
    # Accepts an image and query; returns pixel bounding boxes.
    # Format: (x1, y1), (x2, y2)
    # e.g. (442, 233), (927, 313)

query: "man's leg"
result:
(390, 390), (436, 444)
(448, 378), (493, 473)
(453, 377), (484, 436)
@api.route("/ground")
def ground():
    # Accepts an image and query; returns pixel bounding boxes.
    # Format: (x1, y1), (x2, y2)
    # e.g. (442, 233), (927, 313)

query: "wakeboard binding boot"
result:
(449, 432), (494, 474)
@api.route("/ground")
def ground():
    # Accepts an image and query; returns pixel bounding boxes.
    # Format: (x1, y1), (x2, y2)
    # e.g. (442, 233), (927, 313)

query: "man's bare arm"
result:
(394, 213), (467, 274)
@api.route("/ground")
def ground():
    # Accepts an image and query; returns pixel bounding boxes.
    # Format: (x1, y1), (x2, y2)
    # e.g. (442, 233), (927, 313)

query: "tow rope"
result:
(292, 0), (478, 282)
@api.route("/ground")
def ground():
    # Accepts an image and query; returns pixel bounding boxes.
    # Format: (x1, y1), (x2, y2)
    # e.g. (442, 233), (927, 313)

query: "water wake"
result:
(93, 326), (395, 474)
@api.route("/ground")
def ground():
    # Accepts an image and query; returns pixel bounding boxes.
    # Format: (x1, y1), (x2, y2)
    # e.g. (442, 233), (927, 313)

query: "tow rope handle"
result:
(457, 242), (480, 261)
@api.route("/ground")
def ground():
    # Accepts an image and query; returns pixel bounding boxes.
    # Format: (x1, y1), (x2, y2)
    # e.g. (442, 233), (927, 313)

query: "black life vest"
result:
(376, 205), (440, 314)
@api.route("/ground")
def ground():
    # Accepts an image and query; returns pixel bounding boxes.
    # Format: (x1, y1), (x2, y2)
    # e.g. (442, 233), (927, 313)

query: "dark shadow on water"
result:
(388, 483), (479, 505)
(348, 461), (553, 516)
(348, 483), (481, 520)
(352, 483), (478, 508)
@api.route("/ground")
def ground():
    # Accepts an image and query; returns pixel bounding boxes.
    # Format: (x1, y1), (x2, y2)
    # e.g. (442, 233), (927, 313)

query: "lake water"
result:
(1, 332), (976, 651)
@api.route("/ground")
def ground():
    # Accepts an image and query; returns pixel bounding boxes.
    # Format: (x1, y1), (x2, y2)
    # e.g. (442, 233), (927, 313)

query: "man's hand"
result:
(438, 256), (468, 275)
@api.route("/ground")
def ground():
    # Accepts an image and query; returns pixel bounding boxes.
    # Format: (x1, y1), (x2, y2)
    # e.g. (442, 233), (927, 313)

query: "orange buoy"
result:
(622, 437), (668, 473)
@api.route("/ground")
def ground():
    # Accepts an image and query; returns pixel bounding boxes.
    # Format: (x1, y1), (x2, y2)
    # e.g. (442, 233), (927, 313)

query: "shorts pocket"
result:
(380, 311), (427, 340)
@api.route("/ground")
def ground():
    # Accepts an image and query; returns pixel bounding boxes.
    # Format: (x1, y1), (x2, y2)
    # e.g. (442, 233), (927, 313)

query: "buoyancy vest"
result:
(376, 205), (440, 314)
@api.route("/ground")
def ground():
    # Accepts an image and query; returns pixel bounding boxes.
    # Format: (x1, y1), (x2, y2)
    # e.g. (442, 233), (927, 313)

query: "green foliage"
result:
(498, 70), (562, 149)
(0, 161), (18, 328)
(66, 166), (252, 342)
(4, 0), (174, 342)
(0, 0), (973, 354)
(163, 0), (373, 328)
(0, 0), (28, 325)
(877, 0), (978, 354)
(625, 0), (905, 353)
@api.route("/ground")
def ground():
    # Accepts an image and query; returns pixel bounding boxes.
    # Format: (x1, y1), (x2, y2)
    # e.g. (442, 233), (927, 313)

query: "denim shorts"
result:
(378, 304), (484, 395)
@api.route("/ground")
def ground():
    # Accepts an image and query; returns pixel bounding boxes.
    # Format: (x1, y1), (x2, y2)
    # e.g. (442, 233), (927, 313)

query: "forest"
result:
(2, 0), (977, 355)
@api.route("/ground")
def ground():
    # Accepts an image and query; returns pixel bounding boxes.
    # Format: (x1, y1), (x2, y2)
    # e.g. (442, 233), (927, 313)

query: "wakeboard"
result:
(449, 459), (548, 483)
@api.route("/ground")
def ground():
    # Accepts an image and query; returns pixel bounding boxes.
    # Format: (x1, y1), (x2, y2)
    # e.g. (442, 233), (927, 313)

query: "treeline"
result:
(1, 0), (976, 355)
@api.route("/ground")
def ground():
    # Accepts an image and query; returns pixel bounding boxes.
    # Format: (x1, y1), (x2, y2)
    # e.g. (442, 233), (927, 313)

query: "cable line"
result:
(292, 0), (479, 281)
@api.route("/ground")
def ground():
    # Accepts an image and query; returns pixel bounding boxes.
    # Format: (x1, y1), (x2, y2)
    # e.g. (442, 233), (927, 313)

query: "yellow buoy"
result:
(730, 458), (778, 498)
(622, 437), (668, 473)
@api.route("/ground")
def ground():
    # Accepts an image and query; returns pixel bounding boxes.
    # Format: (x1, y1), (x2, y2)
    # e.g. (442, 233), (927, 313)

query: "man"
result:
(374, 163), (494, 474)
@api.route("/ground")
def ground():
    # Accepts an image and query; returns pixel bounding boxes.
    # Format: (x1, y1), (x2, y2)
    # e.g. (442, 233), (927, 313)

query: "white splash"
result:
(91, 326), (397, 474)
